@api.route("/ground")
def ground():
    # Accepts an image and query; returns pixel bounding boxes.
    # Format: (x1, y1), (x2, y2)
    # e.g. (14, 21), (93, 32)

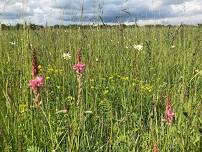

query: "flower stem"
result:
(76, 74), (83, 106)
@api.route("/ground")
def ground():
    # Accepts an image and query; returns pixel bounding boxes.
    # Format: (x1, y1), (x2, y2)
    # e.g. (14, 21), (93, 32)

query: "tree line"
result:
(0, 23), (202, 30)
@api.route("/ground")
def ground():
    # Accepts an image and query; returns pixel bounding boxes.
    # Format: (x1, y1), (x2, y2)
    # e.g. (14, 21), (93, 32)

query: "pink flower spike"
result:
(165, 96), (175, 125)
(73, 63), (85, 74)
(153, 143), (159, 152)
(29, 76), (45, 91)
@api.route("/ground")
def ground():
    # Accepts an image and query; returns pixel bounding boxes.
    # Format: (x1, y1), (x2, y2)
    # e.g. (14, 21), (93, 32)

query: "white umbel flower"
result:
(9, 41), (16, 46)
(133, 44), (143, 51)
(63, 52), (71, 60)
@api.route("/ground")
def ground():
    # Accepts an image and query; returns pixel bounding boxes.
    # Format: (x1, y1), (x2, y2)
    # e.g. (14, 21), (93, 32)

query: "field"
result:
(0, 26), (202, 151)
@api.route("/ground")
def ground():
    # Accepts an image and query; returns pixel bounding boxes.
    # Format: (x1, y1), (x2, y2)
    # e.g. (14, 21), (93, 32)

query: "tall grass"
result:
(0, 25), (202, 151)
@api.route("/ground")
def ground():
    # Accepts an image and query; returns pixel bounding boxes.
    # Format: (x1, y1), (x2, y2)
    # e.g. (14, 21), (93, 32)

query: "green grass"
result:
(0, 26), (202, 151)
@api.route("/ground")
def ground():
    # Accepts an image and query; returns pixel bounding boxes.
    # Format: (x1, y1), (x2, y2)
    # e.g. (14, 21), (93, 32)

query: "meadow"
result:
(0, 25), (202, 151)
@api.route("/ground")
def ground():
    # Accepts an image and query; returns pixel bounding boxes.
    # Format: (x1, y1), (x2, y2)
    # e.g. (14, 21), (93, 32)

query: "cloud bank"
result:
(0, 0), (202, 25)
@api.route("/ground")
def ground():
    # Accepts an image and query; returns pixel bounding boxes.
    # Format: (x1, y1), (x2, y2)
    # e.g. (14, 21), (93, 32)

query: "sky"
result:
(0, 0), (202, 25)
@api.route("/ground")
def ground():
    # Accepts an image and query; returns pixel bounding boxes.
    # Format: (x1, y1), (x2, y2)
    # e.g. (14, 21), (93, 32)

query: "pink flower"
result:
(153, 143), (159, 152)
(165, 97), (175, 125)
(73, 63), (85, 74)
(29, 76), (45, 91)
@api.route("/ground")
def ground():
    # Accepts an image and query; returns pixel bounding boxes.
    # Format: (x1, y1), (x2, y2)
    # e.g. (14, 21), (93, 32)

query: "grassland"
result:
(0, 25), (202, 151)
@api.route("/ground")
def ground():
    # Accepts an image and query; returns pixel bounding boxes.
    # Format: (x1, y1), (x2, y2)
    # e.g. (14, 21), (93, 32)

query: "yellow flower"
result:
(109, 76), (113, 80)
(121, 76), (129, 81)
(141, 84), (153, 92)
(90, 79), (94, 82)
(19, 103), (28, 113)
(37, 65), (43, 73)
(55, 69), (59, 73)
(67, 96), (75, 101)
(46, 76), (50, 80)
(56, 86), (61, 89)
(103, 90), (109, 95)
(47, 67), (54, 73)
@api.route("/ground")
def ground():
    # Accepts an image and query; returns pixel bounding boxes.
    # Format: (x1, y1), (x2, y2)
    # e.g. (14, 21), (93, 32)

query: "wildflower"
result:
(73, 49), (85, 74)
(9, 41), (16, 46)
(121, 76), (129, 81)
(84, 111), (93, 114)
(141, 84), (153, 92)
(164, 96), (175, 125)
(63, 52), (71, 60)
(29, 44), (44, 108)
(30, 44), (38, 78)
(56, 108), (68, 114)
(76, 49), (82, 63)
(109, 76), (113, 80)
(133, 44), (143, 51)
(90, 79), (94, 82)
(153, 143), (159, 152)
(171, 45), (176, 49)
(67, 96), (75, 101)
(38, 65), (43, 73)
(73, 49), (85, 106)
(56, 86), (61, 89)
(73, 63), (85, 74)
(103, 90), (109, 95)
(29, 76), (45, 91)
(46, 76), (50, 80)
(19, 103), (28, 113)
(47, 67), (54, 73)
(96, 58), (99, 62)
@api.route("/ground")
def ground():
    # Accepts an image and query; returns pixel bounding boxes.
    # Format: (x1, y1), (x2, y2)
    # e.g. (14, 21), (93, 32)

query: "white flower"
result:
(96, 58), (99, 62)
(84, 111), (93, 114)
(133, 44), (143, 51)
(63, 52), (71, 60)
(195, 69), (200, 73)
(56, 109), (68, 114)
(9, 42), (16, 46)
(126, 46), (129, 49)
(171, 45), (175, 49)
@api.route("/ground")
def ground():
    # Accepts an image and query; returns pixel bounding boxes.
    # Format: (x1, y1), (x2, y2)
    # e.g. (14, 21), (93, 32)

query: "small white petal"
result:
(133, 44), (143, 51)
(63, 52), (71, 60)
(84, 111), (93, 114)
(9, 42), (16, 45)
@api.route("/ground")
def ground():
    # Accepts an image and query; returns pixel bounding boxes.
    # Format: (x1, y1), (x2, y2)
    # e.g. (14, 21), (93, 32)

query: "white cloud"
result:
(0, 0), (202, 25)
(137, 14), (202, 25)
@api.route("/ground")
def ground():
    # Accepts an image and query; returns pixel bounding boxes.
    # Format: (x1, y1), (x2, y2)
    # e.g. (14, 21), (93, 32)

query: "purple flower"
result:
(165, 97), (175, 125)
(73, 63), (85, 74)
(29, 76), (45, 91)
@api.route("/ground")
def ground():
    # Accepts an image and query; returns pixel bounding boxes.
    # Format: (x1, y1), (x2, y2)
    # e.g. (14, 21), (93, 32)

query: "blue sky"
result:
(0, 0), (202, 25)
